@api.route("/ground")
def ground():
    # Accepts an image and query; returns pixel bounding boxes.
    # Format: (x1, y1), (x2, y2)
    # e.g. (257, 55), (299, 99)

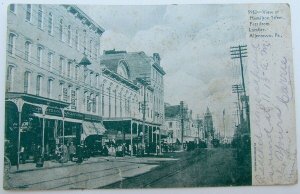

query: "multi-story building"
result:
(164, 102), (199, 144)
(100, 50), (166, 151)
(5, 4), (105, 165)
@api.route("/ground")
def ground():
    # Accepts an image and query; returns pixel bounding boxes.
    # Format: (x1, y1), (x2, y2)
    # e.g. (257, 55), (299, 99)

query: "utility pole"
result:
(232, 84), (243, 125)
(137, 74), (150, 153)
(180, 101), (184, 150)
(230, 45), (250, 131)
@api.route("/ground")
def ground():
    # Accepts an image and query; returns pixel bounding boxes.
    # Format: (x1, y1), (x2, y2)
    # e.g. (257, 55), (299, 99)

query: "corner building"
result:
(5, 4), (105, 164)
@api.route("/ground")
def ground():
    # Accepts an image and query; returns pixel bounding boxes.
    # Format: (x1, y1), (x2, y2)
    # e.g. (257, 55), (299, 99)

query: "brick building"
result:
(5, 4), (166, 166)
(100, 50), (166, 153)
(5, 4), (105, 165)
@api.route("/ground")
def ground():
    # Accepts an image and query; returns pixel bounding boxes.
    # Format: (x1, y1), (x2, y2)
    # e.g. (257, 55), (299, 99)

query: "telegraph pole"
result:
(137, 75), (150, 152)
(180, 101), (184, 150)
(230, 45), (250, 131)
(232, 84), (243, 124)
(230, 45), (247, 95)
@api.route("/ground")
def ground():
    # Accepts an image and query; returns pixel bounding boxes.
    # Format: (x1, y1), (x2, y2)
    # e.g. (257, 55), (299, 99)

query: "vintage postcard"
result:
(2, 2), (297, 190)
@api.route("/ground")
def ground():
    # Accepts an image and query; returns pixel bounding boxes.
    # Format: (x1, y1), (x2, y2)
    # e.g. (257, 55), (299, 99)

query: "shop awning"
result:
(82, 121), (106, 139)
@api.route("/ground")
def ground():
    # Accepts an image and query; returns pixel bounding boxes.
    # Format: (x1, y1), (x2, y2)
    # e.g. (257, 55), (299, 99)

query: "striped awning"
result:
(82, 121), (106, 139)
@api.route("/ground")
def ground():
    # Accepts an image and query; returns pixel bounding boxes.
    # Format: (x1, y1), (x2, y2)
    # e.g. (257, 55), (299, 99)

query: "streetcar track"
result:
(12, 160), (143, 189)
(48, 163), (156, 190)
(101, 149), (206, 188)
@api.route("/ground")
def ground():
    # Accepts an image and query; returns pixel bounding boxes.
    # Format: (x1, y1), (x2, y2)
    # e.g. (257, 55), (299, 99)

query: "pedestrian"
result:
(68, 142), (76, 162)
(156, 145), (160, 156)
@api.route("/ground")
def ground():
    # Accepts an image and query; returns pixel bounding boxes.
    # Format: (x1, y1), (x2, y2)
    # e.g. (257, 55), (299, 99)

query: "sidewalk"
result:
(9, 154), (179, 174)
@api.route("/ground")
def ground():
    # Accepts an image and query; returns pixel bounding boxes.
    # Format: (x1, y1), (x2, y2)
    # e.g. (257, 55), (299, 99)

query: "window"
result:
(59, 83), (63, 100)
(67, 61), (71, 77)
(169, 122), (173, 128)
(9, 4), (16, 13)
(59, 57), (64, 75)
(67, 25), (71, 45)
(24, 41), (31, 62)
(75, 65), (79, 80)
(89, 72), (93, 86)
(89, 39), (92, 57)
(75, 88), (79, 110)
(48, 52), (53, 70)
(48, 13), (53, 35)
(75, 30), (79, 50)
(8, 33), (16, 55)
(36, 75), (42, 96)
(37, 5), (43, 29)
(25, 4), (31, 21)
(59, 19), (63, 41)
(96, 74), (99, 88)
(6, 66), (14, 92)
(47, 79), (53, 98)
(83, 30), (86, 51)
(37, 46), (43, 66)
(24, 71), (30, 93)
(95, 95), (99, 114)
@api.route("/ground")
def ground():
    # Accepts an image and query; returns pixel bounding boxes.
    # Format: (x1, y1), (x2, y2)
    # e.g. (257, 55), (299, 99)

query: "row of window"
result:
(8, 33), (100, 88)
(9, 4), (100, 60)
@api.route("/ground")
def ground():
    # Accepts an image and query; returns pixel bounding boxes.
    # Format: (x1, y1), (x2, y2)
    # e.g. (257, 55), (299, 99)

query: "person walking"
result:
(68, 142), (76, 162)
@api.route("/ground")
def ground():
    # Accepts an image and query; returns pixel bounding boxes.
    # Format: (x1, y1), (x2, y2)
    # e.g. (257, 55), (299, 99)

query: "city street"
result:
(5, 148), (251, 190)
(103, 148), (251, 188)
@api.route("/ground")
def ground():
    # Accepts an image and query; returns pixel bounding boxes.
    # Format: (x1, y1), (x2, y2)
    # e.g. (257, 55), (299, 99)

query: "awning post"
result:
(130, 121), (133, 157)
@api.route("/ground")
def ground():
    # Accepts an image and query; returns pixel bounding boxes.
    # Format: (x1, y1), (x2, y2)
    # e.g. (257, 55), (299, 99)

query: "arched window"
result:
(67, 25), (72, 45)
(9, 4), (16, 13)
(37, 5), (43, 29)
(117, 62), (129, 79)
(36, 75), (43, 96)
(24, 41), (31, 62)
(89, 39), (92, 57)
(48, 52), (53, 70)
(75, 30), (79, 50)
(37, 46), (43, 66)
(59, 19), (63, 41)
(75, 65), (79, 80)
(25, 4), (31, 21)
(83, 30), (87, 51)
(6, 66), (14, 92)
(24, 71), (30, 93)
(59, 57), (64, 75)
(48, 12), (53, 35)
(67, 61), (71, 77)
(8, 33), (16, 55)
(47, 79), (53, 98)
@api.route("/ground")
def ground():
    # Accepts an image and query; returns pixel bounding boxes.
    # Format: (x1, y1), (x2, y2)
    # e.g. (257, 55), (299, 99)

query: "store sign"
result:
(45, 107), (62, 117)
(64, 110), (84, 120)
(71, 90), (76, 110)
(63, 87), (68, 102)
(23, 104), (42, 114)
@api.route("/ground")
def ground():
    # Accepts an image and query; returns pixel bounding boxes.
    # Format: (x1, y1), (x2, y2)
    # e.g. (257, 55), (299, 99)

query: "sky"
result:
(79, 4), (248, 137)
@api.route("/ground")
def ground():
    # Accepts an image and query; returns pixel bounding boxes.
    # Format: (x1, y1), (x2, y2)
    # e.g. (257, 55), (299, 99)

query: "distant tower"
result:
(204, 107), (214, 142)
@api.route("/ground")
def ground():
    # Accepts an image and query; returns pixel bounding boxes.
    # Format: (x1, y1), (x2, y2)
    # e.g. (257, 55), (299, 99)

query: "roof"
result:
(63, 5), (105, 35)
(165, 105), (181, 118)
(101, 50), (165, 81)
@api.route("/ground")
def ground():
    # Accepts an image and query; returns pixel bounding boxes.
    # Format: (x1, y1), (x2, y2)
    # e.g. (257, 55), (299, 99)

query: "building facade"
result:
(100, 50), (166, 152)
(164, 102), (199, 144)
(5, 4), (105, 165)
